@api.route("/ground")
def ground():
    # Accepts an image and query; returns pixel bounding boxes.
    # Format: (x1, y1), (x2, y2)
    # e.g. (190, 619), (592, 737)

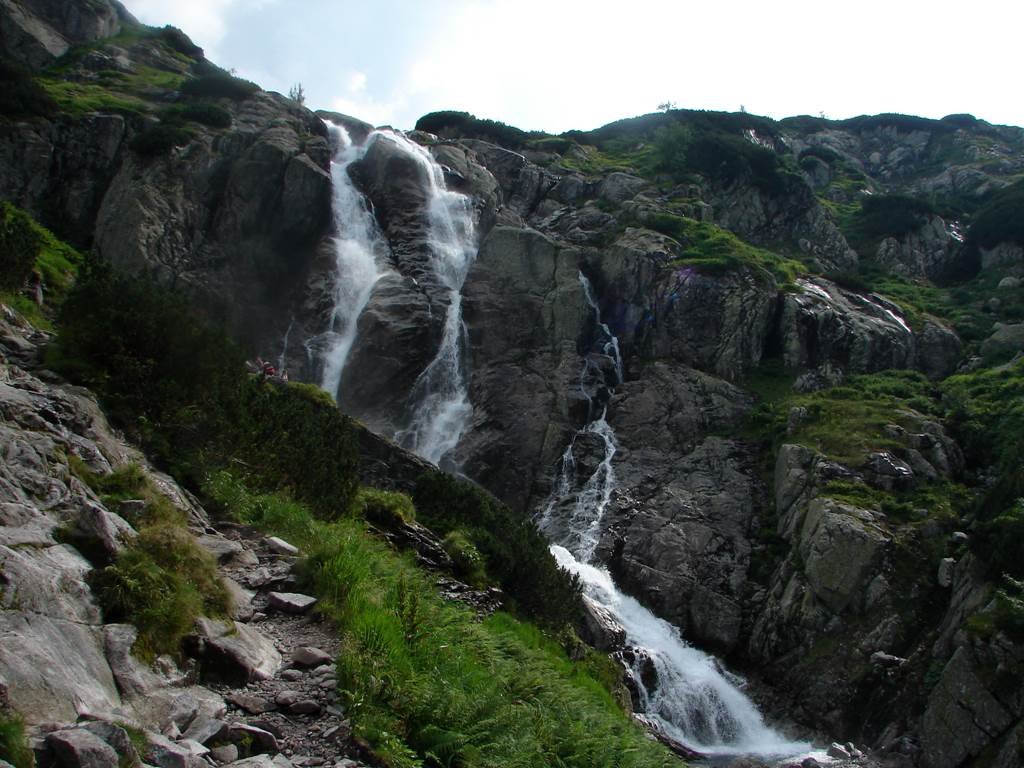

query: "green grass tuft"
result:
(0, 710), (34, 768)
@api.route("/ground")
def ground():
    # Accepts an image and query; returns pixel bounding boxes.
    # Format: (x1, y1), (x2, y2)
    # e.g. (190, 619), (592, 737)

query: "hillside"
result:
(1, 2), (1024, 768)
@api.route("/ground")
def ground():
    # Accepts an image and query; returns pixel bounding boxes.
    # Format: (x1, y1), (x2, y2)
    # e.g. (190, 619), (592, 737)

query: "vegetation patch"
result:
(130, 122), (195, 155)
(0, 710), (33, 768)
(413, 471), (581, 628)
(414, 110), (548, 148)
(635, 210), (804, 286)
(964, 178), (1024, 254)
(0, 203), (82, 329)
(0, 57), (58, 119)
(181, 70), (259, 100)
(841, 194), (937, 257)
(352, 487), (416, 528)
(205, 473), (673, 768)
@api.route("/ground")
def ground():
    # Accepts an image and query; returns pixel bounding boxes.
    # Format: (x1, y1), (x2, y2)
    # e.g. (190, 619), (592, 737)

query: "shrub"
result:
(181, 72), (258, 100)
(413, 471), (581, 627)
(93, 523), (230, 658)
(0, 710), (33, 768)
(442, 529), (487, 586)
(965, 179), (1024, 253)
(130, 122), (194, 156)
(0, 58), (57, 119)
(0, 203), (42, 291)
(158, 26), (204, 58)
(352, 487), (415, 528)
(651, 122), (692, 178)
(974, 499), (1024, 580)
(162, 101), (231, 128)
(52, 260), (361, 516)
(414, 110), (547, 148)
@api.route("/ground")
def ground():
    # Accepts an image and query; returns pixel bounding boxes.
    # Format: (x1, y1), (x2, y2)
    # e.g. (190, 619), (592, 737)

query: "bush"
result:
(180, 102), (231, 128)
(413, 471), (581, 627)
(181, 72), (258, 100)
(158, 26), (204, 58)
(93, 522), (230, 658)
(0, 57), (57, 119)
(352, 487), (416, 528)
(965, 179), (1024, 253)
(974, 500), (1024, 580)
(415, 110), (546, 148)
(51, 260), (361, 516)
(130, 122), (194, 156)
(442, 530), (487, 586)
(651, 122), (692, 178)
(0, 203), (42, 291)
(0, 710), (33, 768)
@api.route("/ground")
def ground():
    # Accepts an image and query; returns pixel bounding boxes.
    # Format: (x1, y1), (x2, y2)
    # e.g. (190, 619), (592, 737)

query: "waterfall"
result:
(386, 133), (478, 467)
(540, 273), (815, 760)
(315, 123), (387, 401)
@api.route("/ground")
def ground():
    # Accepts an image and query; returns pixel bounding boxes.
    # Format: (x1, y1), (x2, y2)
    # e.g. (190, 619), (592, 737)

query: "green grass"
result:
(0, 202), (83, 328)
(634, 210), (805, 286)
(204, 473), (674, 768)
(73, 460), (230, 658)
(0, 711), (33, 768)
(554, 143), (654, 176)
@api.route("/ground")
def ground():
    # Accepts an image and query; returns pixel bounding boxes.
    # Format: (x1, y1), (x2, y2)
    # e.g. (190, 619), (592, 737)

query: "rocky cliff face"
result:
(0, 0), (334, 354)
(3, 4), (1024, 764)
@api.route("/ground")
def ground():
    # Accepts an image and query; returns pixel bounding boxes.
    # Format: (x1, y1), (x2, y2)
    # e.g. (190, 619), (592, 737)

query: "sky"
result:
(125, 0), (1024, 133)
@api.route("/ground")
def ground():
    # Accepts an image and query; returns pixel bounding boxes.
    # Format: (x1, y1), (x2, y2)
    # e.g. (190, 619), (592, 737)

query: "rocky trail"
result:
(0, 306), (371, 768)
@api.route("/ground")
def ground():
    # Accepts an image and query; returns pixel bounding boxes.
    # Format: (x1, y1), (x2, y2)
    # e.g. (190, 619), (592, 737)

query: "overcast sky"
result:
(125, 0), (1024, 133)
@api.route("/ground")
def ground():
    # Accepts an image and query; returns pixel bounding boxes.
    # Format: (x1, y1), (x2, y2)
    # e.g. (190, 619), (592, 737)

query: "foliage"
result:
(288, 82), (305, 105)
(651, 122), (692, 178)
(414, 110), (547, 148)
(442, 530), (487, 587)
(0, 203), (42, 291)
(93, 521), (231, 659)
(0, 710), (33, 768)
(180, 71), (258, 100)
(353, 487), (416, 528)
(0, 57), (57, 119)
(842, 194), (937, 256)
(964, 179), (1024, 253)
(838, 113), (951, 135)
(638, 211), (804, 285)
(157, 26), (204, 58)
(161, 101), (231, 128)
(49, 261), (361, 515)
(413, 471), (582, 628)
(207, 474), (673, 768)
(130, 122), (194, 156)
(975, 500), (1024, 580)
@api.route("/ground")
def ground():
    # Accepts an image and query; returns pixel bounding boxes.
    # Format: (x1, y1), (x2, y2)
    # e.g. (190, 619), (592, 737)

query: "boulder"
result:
(291, 647), (332, 668)
(266, 592), (318, 614)
(46, 728), (120, 768)
(981, 322), (1024, 360)
(265, 536), (298, 556)
(193, 618), (282, 684)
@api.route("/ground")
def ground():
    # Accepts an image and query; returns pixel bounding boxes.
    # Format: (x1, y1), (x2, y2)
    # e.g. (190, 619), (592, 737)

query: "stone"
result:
(265, 536), (299, 556)
(937, 557), (956, 588)
(145, 732), (203, 768)
(291, 646), (332, 668)
(194, 618), (282, 684)
(826, 743), (851, 759)
(998, 276), (1022, 289)
(981, 322), (1024, 360)
(279, 669), (304, 682)
(227, 724), (278, 753)
(47, 728), (120, 768)
(950, 531), (969, 545)
(197, 535), (246, 564)
(180, 715), (228, 745)
(288, 700), (321, 716)
(274, 691), (302, 708)
(224, 577), (256, 622)
(580, 595), (627, 651)
(210, 744), (239, 763)
(78, 721), (141, 765)
(226, 693), (274, 715)
(266, 592), (318, 614)
(223, 757), (277, 768)
(920, 646), (1014, 768)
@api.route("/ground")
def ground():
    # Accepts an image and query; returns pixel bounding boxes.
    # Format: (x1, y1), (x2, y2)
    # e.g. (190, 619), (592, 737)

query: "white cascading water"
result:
(315, 123), (387, 400)
(540, 273), (815, 760)
(386, 133), (477, 466)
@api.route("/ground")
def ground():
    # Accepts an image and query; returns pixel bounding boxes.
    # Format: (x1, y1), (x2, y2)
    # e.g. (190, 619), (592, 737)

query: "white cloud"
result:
(348, 72), (368, 93)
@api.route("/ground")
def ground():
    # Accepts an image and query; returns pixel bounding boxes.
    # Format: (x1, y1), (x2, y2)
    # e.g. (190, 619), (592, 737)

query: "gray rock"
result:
(193, 618), (282, 684)
(266, 592), (318, 614)
(145, 732), (204, 768)
(826, 742), (851, 759)
(920, 646), (1014, 768)
(265, 536), (298, 556)
(78, 721), (141, 765)
(580, 596), (627, 651)
(291, 647), (332, 668)
(937, 557), (956, 588)
(47, 728), (120, 768)
(279, 669), (304, 682)
(226, 693), (274, 715)
(998, 276), (1021, 290)
(210, 744), (239, 764)
(197, 535), (246, 564)
(223, 756), (278, 767)
(226, 724), (278, 753)
(274, 690), (302, 707)
(981, 322), (1024, 360)
(224, 577), (256, 622)
(180, 715), (228, 745)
